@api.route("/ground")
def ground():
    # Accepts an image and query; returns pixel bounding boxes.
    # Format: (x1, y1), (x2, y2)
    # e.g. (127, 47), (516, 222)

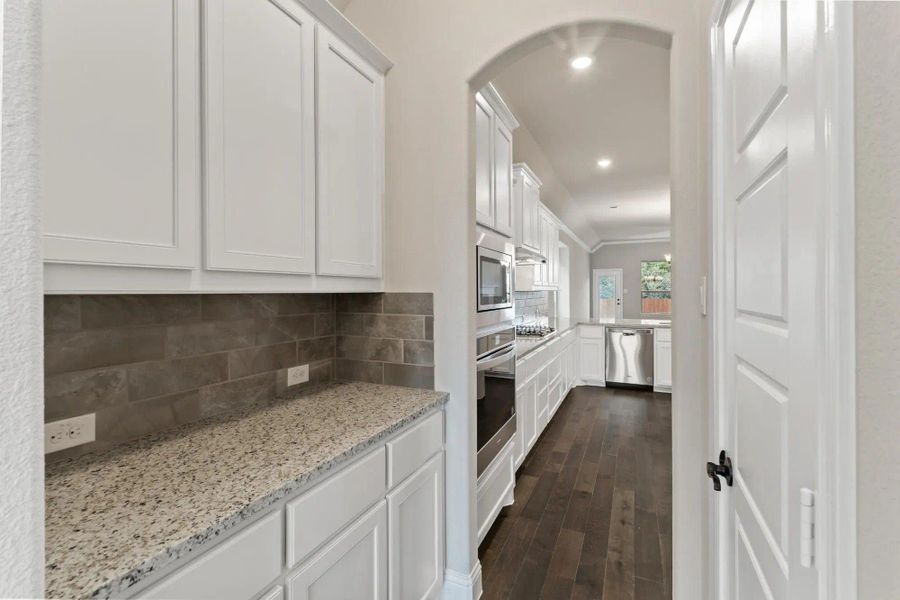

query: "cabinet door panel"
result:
(204, 0), (316, 273)
(42, 0), (199, 268)
(474, 93), (494, 229)
(317, 28), (384, 277)
(492, 120), (514, 237)
(287, 502), (387, 600)
(524, 180), (540, 251)
(387, 454), (444, 600)
(578, 335), (605, 385)
(654, 340), (672, 390)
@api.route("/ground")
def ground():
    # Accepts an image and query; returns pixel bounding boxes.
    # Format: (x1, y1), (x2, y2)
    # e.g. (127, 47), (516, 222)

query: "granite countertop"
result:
(516, 317), (671, 359)
(45, 382), (448, 600)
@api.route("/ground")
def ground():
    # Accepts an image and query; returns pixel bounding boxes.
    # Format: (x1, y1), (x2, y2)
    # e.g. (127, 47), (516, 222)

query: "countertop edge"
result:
(516, 319), (671, 360)
(90, 391), (448, 600)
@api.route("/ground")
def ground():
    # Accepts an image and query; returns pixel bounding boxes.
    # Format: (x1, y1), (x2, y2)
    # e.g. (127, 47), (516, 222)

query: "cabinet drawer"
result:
(140, 511), (282, 600)
(656, 327), (671, 342)
(286, 447), (387, 568)
(387, 411), (443, 487)
(579, 325), (605, 339)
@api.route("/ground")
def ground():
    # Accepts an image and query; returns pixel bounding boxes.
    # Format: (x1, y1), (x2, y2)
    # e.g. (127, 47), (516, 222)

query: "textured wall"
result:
(854, 4), (900, 597)
(0, 0), (44, 595)
(590, 241), (672, 319)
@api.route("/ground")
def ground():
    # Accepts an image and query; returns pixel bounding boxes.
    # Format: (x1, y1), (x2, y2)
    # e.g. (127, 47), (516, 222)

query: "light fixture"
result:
(609, 205), (618, 209)
(597, 158), (612, 169)
(570, 55), (593, 70)
(664, 253), (672, 263)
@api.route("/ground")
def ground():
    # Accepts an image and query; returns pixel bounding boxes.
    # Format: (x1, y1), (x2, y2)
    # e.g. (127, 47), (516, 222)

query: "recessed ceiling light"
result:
(570, 55), (593, 70)
(597, 158), (612, 169)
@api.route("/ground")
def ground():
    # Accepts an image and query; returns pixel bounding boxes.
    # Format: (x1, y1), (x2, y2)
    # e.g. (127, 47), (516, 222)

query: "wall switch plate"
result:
(287, 364), (310, 387)
(45, 413), (95, 454)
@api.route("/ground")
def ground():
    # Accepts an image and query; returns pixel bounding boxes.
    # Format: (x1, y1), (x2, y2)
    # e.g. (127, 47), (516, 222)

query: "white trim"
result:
(479, 82), (519, 131)
(442, 561), (483, 600)
(589, 235), (671, 254)
(820, 2), (857, 598)
(300, 0), (392, 73)
(707, 2), (856, 598)
(512, 162), (542, 188)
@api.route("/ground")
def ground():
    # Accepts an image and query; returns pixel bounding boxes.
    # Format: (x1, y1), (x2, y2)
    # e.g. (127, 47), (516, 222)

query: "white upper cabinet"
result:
(42, 0), (200, 269)
(513, 164), (541, 252)
(204, 0), (316, 274)
(536, 206), (559, 289)
(42, 0), (390, 292)
(474, 84), (518, 237)
(316, 27), (385, 278)
(492, 119), (514, 238)
(474, 93), (495, 229)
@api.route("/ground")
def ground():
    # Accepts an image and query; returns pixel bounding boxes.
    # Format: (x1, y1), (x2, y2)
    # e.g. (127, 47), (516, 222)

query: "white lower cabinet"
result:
(136, 411), (443, 600)
(476, 439), (515, 544)
(654, 328), (673, 392)
(514, 379), (538, 468)
(287, 501), (388, 600)
(578, 326), (606, 386)
(387, 454), (444, 600)
(141, 511), (283, 600)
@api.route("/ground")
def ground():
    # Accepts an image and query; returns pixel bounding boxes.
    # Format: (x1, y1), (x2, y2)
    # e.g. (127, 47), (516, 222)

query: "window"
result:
(641, 260), (671, 314)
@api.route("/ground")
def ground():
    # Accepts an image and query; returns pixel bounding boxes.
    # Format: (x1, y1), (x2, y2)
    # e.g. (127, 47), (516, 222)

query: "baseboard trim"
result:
(442, 561), (483, 600)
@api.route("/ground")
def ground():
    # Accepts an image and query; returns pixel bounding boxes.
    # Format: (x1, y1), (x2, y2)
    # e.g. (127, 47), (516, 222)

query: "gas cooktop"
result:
(515, 324), (556, 337)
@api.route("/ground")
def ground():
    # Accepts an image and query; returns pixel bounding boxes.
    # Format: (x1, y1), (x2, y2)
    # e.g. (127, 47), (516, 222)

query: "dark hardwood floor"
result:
(479, 385), (672, 600)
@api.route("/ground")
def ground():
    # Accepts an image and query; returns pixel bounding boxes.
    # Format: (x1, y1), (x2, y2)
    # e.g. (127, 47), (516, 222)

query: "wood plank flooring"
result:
(479, 385), (672, 600)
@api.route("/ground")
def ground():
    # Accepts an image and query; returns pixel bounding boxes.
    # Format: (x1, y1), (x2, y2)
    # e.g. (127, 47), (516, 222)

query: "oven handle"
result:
(476, 346), (517, 372)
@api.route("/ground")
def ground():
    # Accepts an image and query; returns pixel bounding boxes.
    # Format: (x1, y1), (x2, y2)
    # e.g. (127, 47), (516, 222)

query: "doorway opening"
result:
(471, 20), (677, 599)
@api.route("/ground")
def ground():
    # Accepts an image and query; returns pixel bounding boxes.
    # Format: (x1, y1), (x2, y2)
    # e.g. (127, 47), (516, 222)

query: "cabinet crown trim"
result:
(513, 162), (543, 188)
(301, 0), (392, 73)
(479, 83), (519, 131)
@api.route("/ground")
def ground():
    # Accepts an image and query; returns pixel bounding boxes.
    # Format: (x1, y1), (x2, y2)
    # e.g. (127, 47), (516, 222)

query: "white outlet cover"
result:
(45, 413), (96, 454)
(287, 364), (310, 387)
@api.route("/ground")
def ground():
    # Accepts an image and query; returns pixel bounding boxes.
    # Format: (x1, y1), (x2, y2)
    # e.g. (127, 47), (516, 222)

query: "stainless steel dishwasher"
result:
(605, 327), (654, 388)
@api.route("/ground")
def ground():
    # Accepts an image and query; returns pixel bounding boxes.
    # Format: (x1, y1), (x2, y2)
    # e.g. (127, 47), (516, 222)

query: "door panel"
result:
(42, 0), (199, 268)
(493, 120), (514, 237)
(316, 28), (384, 277)
(204, 0), (316, 273)
(474, 93), (495, 229)
(717, 1), (821, 598)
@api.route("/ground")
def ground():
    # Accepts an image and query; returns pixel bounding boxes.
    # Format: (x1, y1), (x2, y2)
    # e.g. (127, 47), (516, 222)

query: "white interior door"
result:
(592, 268), (623, 319)
(713, 1), (824, 598)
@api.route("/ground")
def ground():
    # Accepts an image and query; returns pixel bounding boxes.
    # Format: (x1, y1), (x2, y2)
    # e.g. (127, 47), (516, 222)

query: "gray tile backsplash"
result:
(44, 292), (433, 460)
(334, 293), (434, 389)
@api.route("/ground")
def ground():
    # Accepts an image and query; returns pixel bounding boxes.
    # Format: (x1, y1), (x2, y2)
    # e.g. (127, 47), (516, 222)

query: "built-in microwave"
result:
(476, 244), (513, 312)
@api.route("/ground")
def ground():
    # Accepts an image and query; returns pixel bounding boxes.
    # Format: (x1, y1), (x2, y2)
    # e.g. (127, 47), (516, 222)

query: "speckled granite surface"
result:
(45, 382), (447, 599)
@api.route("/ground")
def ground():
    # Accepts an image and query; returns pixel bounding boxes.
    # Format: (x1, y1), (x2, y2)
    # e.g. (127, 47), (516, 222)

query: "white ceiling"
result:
(492, 24), (671, 246)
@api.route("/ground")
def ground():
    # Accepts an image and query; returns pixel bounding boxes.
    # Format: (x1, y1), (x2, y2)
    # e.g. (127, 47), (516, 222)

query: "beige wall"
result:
(341, 1), (712, 595)
(561, 231), (591, 319)
(854, 4), (900, 598)
(591, 241), (672, 319)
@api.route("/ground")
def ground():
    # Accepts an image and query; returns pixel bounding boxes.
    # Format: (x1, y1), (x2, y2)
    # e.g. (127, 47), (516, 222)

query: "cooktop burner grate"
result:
(515, 324), (556, 337)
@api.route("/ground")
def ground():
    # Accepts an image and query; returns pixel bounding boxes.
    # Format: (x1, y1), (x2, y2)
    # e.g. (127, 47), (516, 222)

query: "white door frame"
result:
(591, 268), (623, 319)
(708, 2), (857, 599)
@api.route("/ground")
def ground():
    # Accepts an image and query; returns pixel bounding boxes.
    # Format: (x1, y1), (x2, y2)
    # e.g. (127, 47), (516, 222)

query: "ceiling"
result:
(492, 24), (671, 247)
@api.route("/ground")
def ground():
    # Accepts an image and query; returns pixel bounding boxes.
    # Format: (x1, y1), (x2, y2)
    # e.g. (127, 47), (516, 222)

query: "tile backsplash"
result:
(515, 290), (553, 323)
(44, 292), (433, 460)
(334, 293), (434, 389)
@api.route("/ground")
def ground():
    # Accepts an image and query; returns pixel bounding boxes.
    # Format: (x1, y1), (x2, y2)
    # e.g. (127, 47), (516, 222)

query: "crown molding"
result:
(480, 83), (519, 131)
(590, 235), (671, 254)
(512, 162), (543, 188)
(535, 201), (592, 253)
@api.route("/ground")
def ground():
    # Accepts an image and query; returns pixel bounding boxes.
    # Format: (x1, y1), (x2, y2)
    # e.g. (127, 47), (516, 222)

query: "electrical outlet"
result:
(45, 413), (96, 454)
(287, 364), (310, 387)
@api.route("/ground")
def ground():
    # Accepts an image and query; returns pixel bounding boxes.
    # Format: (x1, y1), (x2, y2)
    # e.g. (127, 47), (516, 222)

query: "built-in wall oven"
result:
(476, 326), (516, 477)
